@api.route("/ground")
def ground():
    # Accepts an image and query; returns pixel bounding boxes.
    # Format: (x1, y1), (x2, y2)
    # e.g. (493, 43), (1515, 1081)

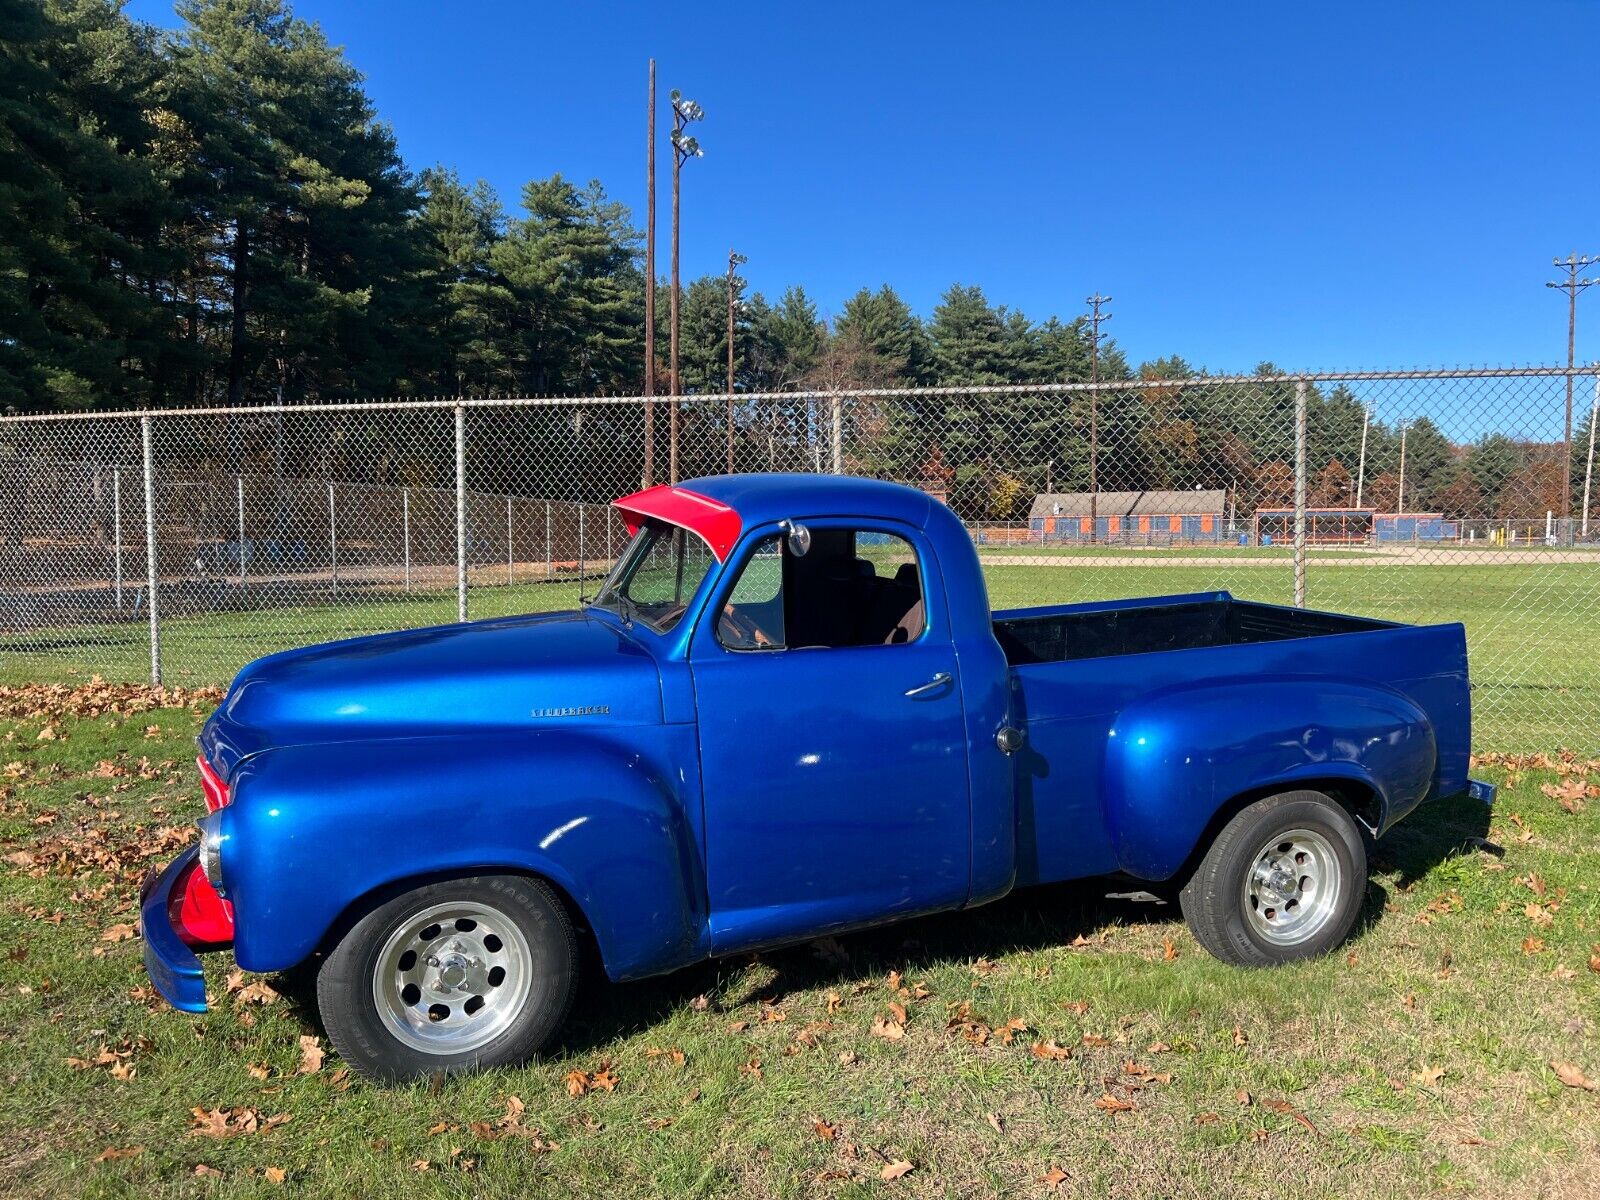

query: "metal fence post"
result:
(327, 481), (338, 598)
(831, 393), (843, 474)
(1293, 380), (1307, 608)
(112, 466), (123, 613)
(578, 504), (586, 582)
(455, 403), (468, 622)
(139, 416), (161, 686)
(545, 501), (552, 579)
(506, 496), (514, 587)
(236, 475), (246, 587)
(402, 487), (411, 592)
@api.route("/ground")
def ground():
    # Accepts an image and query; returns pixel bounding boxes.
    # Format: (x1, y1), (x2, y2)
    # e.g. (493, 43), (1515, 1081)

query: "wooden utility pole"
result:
(1547, 255), (1598, 530)
(642, 59), (657, 487)
(668, 90), (703, 484)
(726, 248), (746, 473)
(1085, 294), (1112, 533)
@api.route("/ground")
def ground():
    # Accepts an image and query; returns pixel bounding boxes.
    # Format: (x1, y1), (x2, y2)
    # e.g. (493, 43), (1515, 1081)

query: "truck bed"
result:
(994, 592), (1393, 666)
(991, 592), (1472, 890)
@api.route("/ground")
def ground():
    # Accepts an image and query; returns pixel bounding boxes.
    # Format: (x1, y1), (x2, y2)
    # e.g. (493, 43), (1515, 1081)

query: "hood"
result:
(200, 610), (660, 775)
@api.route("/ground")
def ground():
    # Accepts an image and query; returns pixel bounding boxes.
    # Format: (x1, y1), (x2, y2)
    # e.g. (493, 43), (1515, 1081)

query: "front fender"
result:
(1103, 675), (1437, 880)
(221, 727), (707, 981)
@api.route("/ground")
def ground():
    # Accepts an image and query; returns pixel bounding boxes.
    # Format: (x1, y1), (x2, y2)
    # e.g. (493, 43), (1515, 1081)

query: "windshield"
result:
(591, 518), (717, 633)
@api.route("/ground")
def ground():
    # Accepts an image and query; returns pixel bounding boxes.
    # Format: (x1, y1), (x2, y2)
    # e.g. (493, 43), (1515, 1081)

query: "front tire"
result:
(1179, 790), (1367, 967)
(317, 874), (578, 1082)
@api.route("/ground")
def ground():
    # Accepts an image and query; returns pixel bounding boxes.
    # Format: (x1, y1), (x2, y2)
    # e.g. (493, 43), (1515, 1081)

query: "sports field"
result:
(0, 554), (1594, 750)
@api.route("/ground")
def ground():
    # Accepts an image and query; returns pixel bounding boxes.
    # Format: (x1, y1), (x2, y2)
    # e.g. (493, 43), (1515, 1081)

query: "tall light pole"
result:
(642, 60), (657, 487)
(1397, 421), (1409, 514)
(1355, 405), (1370, 508)
(1085, 295), (1112, 534)
(668, 89), (704, 485)
(1547, 254), (1598, 533)
(726, 249), (746, 473)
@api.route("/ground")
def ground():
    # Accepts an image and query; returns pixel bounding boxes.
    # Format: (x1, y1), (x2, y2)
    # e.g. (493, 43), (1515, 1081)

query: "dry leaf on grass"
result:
(1094, 1093), (1135, 1113)
(1551, 1061), (1596, 1091)
(1413, 1064), (1447, 1089)
(813, 1120), (837, 1141)
(94, 1146), (142, 1162)
(870, 1014), (905, 1041)
(1039, 1165), (1069, 1188)
(880, 1159), (914, 1181)
(1031, 1040), (1072, 1061)
(297, 1034), (324, 1074)
(564, 1063), (619, 1096)
(1262, 1098), (1321, 1136)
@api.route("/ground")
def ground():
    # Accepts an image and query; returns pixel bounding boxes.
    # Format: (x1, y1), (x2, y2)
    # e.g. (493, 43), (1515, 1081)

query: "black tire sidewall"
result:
(1186, 792), (1367, 966)
(317, 874), (577, 1083)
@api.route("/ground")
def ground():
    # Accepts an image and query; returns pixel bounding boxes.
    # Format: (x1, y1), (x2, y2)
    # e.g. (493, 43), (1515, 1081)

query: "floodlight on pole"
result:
(667, 88), (705, 484)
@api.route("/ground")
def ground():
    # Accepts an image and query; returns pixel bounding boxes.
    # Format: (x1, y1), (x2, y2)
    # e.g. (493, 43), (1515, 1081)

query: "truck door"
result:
(688, 520), (972, 954)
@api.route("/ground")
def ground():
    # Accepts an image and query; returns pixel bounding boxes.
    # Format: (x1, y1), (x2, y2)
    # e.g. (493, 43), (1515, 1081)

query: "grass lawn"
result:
(0, 686), (1597, 1198)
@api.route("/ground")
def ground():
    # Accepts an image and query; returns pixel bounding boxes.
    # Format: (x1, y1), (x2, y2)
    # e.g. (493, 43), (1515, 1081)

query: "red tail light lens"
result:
(197, 755), (230, 811)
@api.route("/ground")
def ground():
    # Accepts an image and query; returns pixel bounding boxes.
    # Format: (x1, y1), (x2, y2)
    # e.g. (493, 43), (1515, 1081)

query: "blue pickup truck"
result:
(140, 474), (1489, 1081)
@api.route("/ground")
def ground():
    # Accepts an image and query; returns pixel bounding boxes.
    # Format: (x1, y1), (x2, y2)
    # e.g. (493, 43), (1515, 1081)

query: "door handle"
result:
(904, 671), (952, 698)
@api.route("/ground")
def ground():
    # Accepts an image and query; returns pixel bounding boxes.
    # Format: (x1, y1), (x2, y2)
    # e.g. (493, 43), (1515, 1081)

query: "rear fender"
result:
(1102, 676), (1436, 880)
(222, 728), (707, 981)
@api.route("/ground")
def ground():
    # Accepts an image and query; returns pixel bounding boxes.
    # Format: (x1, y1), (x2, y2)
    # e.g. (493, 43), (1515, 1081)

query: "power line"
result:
(1546, 254), (1598, 530)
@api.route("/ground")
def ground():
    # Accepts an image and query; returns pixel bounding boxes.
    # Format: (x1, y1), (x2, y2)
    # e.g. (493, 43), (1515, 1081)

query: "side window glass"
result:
(786, 529), (926, 649)
(718, 535), (786, 650)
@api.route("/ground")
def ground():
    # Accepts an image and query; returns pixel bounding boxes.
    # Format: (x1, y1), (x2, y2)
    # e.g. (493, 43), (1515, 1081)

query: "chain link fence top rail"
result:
(1, 366), (1596, 751)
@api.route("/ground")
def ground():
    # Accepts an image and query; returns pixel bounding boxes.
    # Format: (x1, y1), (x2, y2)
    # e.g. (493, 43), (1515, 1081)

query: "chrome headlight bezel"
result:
(196, 811), (228, 897)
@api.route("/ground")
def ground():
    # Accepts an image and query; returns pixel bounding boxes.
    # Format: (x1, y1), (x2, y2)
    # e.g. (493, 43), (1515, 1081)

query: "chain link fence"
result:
(2, 367), (1597, 749)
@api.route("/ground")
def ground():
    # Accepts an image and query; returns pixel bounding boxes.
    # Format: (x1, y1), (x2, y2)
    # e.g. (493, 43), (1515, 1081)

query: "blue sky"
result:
(127, 0), (1600, 376)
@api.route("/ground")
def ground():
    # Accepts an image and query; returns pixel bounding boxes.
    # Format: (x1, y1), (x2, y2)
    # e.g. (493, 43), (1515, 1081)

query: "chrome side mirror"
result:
(779, 519), (811, 557)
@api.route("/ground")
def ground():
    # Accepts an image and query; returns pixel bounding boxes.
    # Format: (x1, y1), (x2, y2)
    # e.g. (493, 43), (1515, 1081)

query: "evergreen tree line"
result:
(2, 0), (1588, 521)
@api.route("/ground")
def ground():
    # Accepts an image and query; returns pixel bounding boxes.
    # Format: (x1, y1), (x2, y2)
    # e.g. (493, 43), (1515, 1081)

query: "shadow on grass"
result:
(1371, 789), (1493, 888)
(270, 791), (1492, 1062)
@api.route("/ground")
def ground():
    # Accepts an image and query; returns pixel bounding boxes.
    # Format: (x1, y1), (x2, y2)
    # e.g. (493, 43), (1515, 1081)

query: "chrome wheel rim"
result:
(372, 900), (532, 1055)
(1241, 827), (1343, 947)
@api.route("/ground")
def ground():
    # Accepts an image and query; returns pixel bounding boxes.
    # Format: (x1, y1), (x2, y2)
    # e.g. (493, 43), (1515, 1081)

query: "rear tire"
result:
(1179, 790), (1367, 967)
(317, 874), (578, 1083)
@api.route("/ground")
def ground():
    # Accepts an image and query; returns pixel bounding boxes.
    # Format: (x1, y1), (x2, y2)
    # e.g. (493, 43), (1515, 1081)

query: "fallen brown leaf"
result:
(1551, 1061), (1596, 1091)
(297, 1034), (324, 1074)
(880, 1159), (914, 1181)
(871, 1014), (905, 1041)
(1413, 1064), (1447, 1089)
